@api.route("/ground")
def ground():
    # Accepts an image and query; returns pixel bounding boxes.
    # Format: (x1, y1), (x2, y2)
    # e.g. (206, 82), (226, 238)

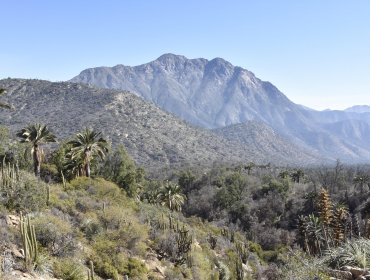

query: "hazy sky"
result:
(1, 0), (370, 110)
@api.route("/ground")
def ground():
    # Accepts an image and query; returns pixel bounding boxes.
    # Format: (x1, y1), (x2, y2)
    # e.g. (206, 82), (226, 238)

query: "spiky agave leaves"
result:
(67, 128), (109, 177)
(16, 124), (56, 177)
(324, 238), (370, 269)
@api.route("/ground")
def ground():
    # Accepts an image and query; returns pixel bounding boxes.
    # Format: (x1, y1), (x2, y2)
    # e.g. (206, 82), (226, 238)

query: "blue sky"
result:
(1, 0), (370, 110)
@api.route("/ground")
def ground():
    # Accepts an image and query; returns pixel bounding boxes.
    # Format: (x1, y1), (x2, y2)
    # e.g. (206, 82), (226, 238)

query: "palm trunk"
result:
(84, 150), (91, 177)
(85, 162), (91, 177)
(33, 145), (41, 177)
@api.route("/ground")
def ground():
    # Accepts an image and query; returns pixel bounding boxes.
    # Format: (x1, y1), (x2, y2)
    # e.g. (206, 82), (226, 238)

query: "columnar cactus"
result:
(87, 260), (95, 280)
(20, 214), (38, 271)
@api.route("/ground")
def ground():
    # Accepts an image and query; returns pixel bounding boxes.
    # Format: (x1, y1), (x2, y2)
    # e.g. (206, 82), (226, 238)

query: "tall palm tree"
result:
(157, 182), (186, 211)
(16, 124), (57, 177)
(67, 128), (109, 177)
(0, 88), (11, 109)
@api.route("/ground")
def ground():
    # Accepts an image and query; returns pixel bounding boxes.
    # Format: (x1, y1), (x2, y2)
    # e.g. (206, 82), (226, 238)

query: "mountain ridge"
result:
(0, 78), (322, 170)
(70, 53), (370, 163)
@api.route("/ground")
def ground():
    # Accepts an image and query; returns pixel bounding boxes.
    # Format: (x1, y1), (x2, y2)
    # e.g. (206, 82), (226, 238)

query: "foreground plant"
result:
(20, 214), (38, 271)
(324, 238), (370, 269)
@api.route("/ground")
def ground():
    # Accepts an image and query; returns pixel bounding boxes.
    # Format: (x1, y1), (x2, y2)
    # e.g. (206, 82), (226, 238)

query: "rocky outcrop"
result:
(327, 266), (370, 280)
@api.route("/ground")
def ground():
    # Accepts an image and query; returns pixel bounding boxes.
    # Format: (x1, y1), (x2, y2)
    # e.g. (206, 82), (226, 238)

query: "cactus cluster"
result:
(221, 228), (235, 243)
(20, 213), (38, 271)
(208, 234), (217, 250)
(175, 226), (193, 266)
(0, 159), (19, 192)
(157, 213), (183, 232)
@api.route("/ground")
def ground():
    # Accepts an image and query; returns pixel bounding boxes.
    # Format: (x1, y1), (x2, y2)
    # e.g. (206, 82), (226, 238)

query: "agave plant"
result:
(324, 238), (370, 269)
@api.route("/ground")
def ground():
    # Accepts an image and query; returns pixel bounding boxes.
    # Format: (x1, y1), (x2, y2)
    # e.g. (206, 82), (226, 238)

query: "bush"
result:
(2, 171), (48, 212)
(33, 213), (78, 257)
(53, 258), (85, 280)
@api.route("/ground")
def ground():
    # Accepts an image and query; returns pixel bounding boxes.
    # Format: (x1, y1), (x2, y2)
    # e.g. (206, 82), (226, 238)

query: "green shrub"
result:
(80, 212), (103, 240)
(248, 241), (263, 259)
(33, 213), (78, 257)
(3, 171), (48, 212)
(99, 205), (128, 230)
(53, 258), (85, 280)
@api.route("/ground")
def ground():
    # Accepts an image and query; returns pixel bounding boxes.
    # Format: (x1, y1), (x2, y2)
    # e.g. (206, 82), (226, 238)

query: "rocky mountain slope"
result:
(0, 79), (321, 169)
(70, 54), (370, 163)
(214, 121), (322, 164)
(70, 53), (302, 130)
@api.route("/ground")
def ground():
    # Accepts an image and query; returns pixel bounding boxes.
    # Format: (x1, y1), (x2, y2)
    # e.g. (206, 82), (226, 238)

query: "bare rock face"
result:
(326, 269), (353, 280)
(5, 215), (20, 227)
(327, 266), (370, 280)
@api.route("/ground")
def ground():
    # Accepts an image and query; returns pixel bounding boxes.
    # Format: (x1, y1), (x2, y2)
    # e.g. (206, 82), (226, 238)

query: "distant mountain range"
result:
(70, 54), (370, 163)
(345, 105), (370, 113)
(0, 79), (321, 171)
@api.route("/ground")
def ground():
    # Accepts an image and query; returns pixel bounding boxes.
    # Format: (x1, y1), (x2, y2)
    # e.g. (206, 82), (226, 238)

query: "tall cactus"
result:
(20, 214), (38, 271)
(0, 159), (19, 192)
(175, 226), (192, 266)
(87, 260), (95, 280)
(235, 257), (244, 280)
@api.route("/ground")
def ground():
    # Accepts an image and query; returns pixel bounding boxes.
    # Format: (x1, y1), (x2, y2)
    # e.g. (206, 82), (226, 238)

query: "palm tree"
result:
(0, 88), (11, 109)
(67, 128), (109, 177)
(291, 169), (304, 183)
(157, 182), (186, 211)
(354, 174), (370, 194)
(16, 124), (56, 177)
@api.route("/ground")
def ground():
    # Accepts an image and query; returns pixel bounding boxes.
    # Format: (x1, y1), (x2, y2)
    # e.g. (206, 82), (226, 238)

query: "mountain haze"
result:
(70, 54), (370, 163)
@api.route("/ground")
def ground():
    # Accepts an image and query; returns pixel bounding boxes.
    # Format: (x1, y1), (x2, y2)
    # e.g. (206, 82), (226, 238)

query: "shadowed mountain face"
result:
(70, 54), (370, 163)
(0, 79), (322, 170)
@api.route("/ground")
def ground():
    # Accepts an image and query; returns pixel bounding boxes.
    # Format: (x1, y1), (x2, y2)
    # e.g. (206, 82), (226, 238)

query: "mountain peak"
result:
(156, 53), (187, 62)
(344, 105), (370, 113)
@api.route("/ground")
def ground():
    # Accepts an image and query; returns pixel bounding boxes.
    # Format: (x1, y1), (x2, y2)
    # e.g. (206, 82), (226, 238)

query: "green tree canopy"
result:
(16, 124), (57, 177)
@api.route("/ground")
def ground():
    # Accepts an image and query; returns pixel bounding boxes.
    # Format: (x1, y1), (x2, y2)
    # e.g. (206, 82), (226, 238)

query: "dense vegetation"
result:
(2, 122), (370, 279)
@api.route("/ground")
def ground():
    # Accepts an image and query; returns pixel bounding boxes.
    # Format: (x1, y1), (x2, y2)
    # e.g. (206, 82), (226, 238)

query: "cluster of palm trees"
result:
(16, 124), (108, 178)
(13, 123), (186, 212)
(279, 169), (305, 183)
(143, 182), (186, 212)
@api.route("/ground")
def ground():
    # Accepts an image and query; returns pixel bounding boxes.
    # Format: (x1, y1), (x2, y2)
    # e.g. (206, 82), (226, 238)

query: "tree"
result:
(67, 128), (109, 177)
(353, 174), (370, 194)
(98, 145), (140, 195)
(290, 169), (304, 183)
(0, 88), (11, 109)
(244, 162), (255, 175)
(16, 124), (56, 177)
(157, 182), (186, 211)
